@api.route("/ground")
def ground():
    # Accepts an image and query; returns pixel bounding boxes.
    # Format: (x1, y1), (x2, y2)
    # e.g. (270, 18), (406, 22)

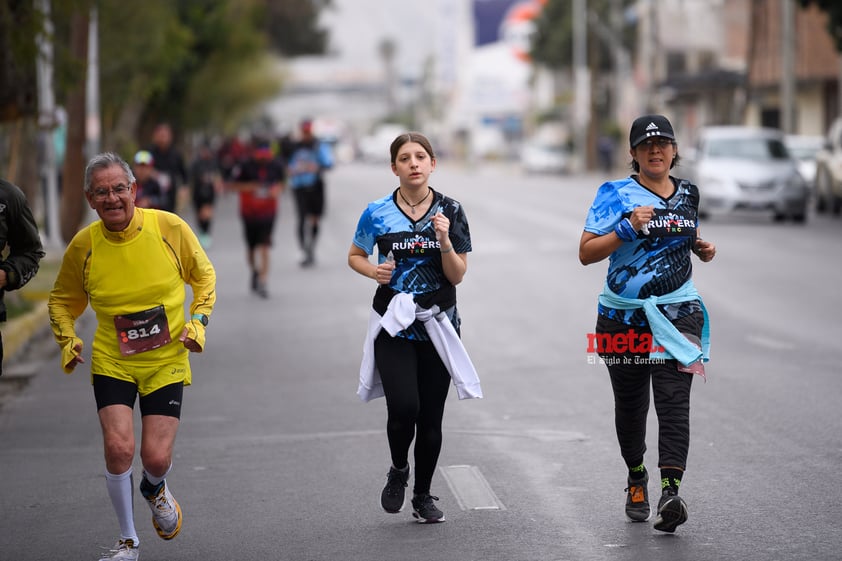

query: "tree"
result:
(0, 0), (41, 204)
(1, 0), (333, 240)
(100, 0), (334, 150)
(60, 8), (89, 244)
(530, 0), (636, 169)
(531, 0), (635, 72)
(530, 0), (574, 70)
(799, 0), (842, 50)
(261, 0), (332, 56)
(0, 2), (39, 123)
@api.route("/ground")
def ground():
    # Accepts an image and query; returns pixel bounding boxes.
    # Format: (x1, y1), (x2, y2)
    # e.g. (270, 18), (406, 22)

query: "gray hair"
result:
(84, 152), (135, 193)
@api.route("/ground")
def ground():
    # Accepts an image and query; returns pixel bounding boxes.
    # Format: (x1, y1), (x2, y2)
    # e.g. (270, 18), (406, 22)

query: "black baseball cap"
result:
(629, 114), (675, 147)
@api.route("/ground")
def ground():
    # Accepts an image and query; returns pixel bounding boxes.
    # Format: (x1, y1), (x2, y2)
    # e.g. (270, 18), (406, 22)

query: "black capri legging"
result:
(374, 330), (451, 496)
(596, 311), (704, 471)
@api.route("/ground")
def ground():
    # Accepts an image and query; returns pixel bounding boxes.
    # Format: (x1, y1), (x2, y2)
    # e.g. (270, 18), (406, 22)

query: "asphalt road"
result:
(1, 161), (841, 561)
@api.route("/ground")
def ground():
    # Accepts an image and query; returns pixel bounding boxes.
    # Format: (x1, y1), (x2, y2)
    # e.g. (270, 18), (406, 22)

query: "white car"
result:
(359, 123), (405, 163)
(683, 126), (809, 222)
(520, 141), (570, 174)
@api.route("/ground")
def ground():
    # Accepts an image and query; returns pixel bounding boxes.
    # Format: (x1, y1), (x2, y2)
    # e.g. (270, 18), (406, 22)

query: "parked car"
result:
(813, 117), (842, 214)
(785, 134), (824, 185)
(470, 125), (508, 160)
(359, 123), (405, 163)
(683, 126), (809, 222)
(520, 140), (570, 174)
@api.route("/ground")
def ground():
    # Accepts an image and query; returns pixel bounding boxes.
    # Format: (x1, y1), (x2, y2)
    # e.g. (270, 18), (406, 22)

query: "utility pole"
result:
(86, 5), (100, 158)
(589, 0), (632, 130)
(573, 0), (589, 171)
(35, 0), (62, 249)
(780, 0), (795, 133)
(378, 37), (398, 117)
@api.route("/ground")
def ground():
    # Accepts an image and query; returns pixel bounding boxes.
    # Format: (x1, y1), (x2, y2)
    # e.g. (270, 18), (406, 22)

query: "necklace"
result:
(398, 187), (431, 215)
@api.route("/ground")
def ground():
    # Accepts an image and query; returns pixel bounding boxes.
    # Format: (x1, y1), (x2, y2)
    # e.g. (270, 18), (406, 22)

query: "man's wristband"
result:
(614, 218), (638, 242)
(440, 244), (454, 254)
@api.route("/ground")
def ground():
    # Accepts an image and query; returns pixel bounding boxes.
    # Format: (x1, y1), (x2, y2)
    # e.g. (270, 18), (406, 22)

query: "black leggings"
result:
(374, 331), (451, 496)
(292, 186), (323, 251)
(597, 311), (703, 471)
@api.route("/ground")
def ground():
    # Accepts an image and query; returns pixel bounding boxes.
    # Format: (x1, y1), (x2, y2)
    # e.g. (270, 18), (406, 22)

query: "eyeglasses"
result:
(637, 138), (675, 149)
(91, 184), (131, 201)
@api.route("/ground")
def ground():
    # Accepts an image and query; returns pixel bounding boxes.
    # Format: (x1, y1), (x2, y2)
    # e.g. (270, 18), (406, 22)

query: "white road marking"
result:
(440, 464), (506, 511)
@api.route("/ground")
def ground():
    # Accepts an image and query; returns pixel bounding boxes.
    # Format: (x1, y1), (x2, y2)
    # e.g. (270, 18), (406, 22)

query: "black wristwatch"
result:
(191, 313), (209, 327)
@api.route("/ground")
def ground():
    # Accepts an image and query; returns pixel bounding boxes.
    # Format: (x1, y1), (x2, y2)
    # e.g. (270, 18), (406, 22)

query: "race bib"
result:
(114, 305), (172, 356)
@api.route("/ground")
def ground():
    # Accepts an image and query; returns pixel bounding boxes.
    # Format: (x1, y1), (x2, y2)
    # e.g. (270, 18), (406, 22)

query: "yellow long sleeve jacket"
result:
(48, 208), (216, 376)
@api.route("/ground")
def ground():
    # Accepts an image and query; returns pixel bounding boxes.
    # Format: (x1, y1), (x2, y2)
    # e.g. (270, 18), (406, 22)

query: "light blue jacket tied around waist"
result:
(598, 279), (710, 367)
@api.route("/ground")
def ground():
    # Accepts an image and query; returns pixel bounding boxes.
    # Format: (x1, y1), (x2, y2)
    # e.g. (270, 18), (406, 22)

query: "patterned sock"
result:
(660, 468), (683, 492)
(628, 463), (647, 481)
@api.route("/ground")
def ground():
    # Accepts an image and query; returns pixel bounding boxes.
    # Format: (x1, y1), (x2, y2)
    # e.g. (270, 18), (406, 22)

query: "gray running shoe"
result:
(653, 488), (688, 533)
(411, 494), (445, 523)
(625, 473), (650, 521)
(381, 466), (409, 513)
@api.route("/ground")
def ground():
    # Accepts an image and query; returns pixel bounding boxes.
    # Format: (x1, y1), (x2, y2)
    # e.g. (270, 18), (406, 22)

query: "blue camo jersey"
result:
(287, 141), (333, 189)
(353, 189), (471, 340)
(584, 175), (701, 326)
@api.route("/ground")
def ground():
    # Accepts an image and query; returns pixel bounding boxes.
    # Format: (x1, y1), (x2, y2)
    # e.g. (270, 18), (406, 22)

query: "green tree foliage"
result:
(530, 0), (574, 70)
(97, 1), (192, 149)
(133, 0), (276, 137)
(1, 0), (331, 235)
(261, 0), (331, 56)
(101, 0), (332, 142)
(0, 1), (40, 121)
(35, 0), (331, 149)
(799, 0), (842, 51)
(530, 0), (636, 72)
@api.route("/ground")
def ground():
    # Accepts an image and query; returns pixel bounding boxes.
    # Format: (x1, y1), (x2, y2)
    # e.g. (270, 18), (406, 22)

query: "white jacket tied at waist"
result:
(358, 292), (483, 402)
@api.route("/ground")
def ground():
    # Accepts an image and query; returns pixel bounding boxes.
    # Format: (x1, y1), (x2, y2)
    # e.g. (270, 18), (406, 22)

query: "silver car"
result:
(520, 140), (570, 174)
(683, 126), (809, 222)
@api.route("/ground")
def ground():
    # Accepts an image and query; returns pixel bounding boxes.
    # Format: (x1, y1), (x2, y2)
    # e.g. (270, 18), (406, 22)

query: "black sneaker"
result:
(625, 473), (650, 522)
(380, 466), (409, 513)
(255, 282), (269, 299)
(653, 487), (688, 533)
(411, 494), (445, 523)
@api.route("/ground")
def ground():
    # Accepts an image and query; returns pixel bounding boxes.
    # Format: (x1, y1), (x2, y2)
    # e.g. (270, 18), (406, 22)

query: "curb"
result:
(4, 300), (50, 363)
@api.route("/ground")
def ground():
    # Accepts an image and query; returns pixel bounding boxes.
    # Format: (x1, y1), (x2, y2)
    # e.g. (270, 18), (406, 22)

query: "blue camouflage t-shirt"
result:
(353, 188), (471, 339)
(584, 175), (701, 325)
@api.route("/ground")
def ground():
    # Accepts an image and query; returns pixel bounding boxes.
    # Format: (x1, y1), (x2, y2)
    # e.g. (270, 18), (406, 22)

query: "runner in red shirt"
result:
(229, 144), (285, 298)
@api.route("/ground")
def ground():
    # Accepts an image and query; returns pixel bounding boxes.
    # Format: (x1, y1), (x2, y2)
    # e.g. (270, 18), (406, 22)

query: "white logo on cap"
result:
(646, 122), (658, 131)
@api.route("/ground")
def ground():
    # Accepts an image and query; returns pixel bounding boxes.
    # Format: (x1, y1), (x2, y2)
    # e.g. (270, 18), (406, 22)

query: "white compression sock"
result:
(105, 467), (139, 545)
